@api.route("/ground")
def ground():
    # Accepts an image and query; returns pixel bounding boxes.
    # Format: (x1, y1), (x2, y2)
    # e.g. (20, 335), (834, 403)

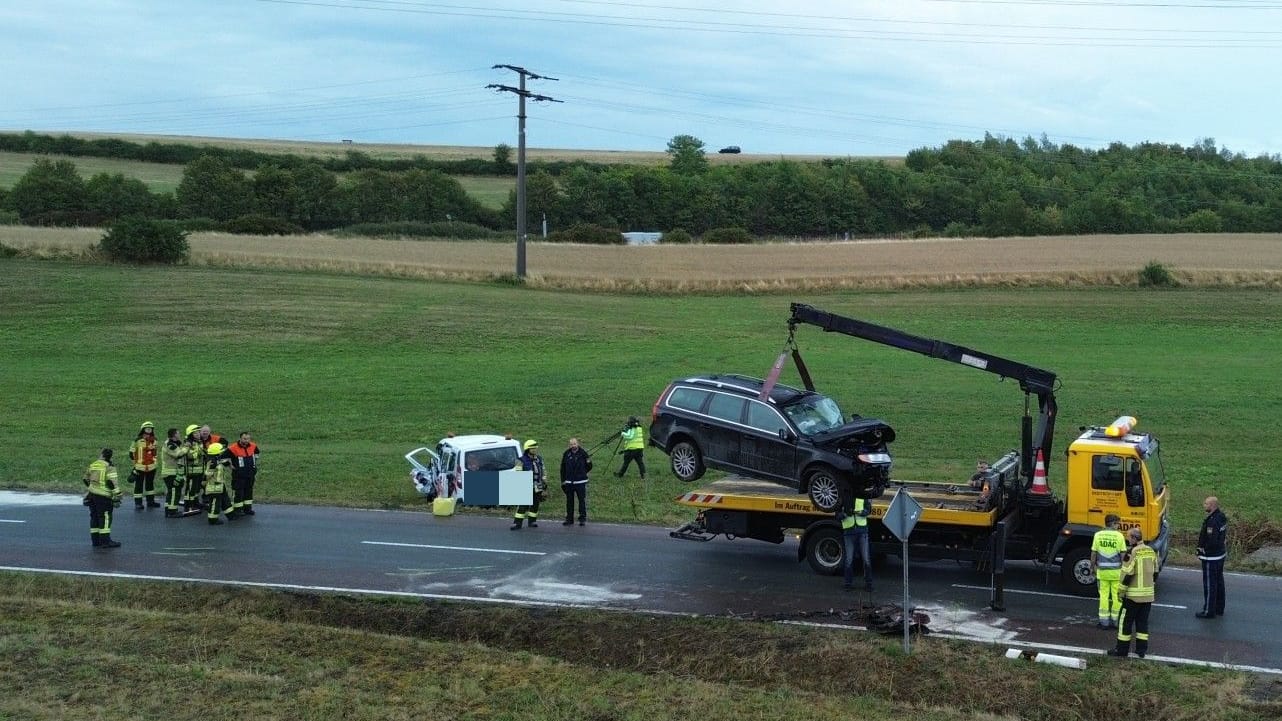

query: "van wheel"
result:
(1060, 546), (1096, 596)
(806, 466), (845, 513)
(806, 527), (844, 575)
(669, 441), (704, 482)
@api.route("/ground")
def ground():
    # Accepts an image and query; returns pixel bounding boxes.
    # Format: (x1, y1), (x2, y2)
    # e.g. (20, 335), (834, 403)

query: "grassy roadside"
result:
(1, 572), (1273, 721)
(1, 259), (1280, 544)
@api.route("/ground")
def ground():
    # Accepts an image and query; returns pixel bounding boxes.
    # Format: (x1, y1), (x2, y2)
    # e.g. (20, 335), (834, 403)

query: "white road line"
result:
(0, 520), (27, 524)
(361, 540), (546, 556)
(950, 583), (1188, 609)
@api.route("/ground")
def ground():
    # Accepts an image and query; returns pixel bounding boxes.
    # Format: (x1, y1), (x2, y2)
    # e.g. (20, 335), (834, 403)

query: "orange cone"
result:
(1029, 449), (1051, 495)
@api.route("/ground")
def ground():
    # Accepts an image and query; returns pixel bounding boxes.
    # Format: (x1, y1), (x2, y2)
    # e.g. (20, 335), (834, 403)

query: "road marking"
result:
(0, 520), (26, 524)
(151, 552), (206, 557)
(950, 584), (1187, 609)
(164, 547), (215, 551)
(3, 564), (1278, 677)
(361, 540), (546, 556)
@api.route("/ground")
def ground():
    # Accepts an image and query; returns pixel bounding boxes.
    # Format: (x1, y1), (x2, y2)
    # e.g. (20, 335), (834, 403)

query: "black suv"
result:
(649, 374), (895, 511)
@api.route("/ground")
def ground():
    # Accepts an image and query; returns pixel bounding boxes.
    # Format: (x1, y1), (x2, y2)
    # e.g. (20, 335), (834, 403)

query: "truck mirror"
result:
(778, 428), (796, 443)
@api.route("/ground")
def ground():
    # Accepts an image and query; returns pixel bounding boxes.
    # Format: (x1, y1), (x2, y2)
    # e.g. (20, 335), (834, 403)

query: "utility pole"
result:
(488, 65), (561, 279)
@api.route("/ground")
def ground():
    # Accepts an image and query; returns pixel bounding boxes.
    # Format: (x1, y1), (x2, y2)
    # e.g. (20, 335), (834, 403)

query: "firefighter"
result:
(227, 431), (260, 517)
(1090, 514), (1127, 629)
(181, 424), (205, 512)
(128, 421), (161, 510)
(511, 440), (545, 530)
(1108, 528), (1158, 659)
(203, 442), (234, 525)
(160, 427), (188, 517)
(614, 416), (647, 481)
(83, 448), (122, 548)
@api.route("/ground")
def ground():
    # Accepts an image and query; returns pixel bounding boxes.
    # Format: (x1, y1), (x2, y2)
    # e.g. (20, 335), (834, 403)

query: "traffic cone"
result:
(1029, 450), (1051, 495)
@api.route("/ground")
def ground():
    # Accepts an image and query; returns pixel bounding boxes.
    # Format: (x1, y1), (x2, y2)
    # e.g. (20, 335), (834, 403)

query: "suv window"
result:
(668, 387), (710, 412)
(707, 393), (745, 423)
(781, 395), (845, 435)
(747, 400), (788, 434)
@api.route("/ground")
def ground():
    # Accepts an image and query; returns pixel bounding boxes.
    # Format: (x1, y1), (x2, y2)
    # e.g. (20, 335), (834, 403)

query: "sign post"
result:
(882, 488), (923, 654)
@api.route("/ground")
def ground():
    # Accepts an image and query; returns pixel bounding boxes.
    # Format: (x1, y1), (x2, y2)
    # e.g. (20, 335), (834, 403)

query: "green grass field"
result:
(456, 175), (514, 209)
(1, 260), (1279, 540)
(0, 151), (187, 193)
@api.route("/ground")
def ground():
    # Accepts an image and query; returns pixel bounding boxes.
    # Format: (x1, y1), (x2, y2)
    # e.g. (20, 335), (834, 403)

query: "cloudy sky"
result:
(3, 0), (1280, 157)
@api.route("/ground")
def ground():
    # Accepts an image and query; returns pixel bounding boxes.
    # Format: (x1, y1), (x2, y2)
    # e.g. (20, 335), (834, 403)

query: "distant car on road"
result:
(718, 146), (741, 154)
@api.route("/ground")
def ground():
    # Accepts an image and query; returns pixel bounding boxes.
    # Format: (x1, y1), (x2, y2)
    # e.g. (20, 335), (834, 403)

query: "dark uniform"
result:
(203, 443), (233, 525)
(83, 449), (122, 548)
(511, 441), (545, 530)
(561, 440), (593, 526)
(227, 435), (260, 516)
(1196, 499), (1228, 618)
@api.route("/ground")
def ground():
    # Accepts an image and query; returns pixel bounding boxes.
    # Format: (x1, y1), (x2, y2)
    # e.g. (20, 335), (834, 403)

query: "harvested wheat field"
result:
(5, 227), (1282, 292)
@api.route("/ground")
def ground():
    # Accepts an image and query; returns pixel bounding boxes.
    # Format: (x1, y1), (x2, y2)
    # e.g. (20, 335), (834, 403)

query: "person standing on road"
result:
(227, 431), (260, 517)
(511, 440), (545, 530)
(1196, 496), (1229, 619)
(614, 416), (647, 481)
(561, 437), (593, 526)
(1091, 514), (1127, 629)
(840, 497), (873, 592)
(128, 421), (161, 510)
(181, 424), (205, 513)
(203, 442), (234, 525)
(83, 448), (122, 548)
(1108, 528), (1157, 659)
(160, 427), (188, 518)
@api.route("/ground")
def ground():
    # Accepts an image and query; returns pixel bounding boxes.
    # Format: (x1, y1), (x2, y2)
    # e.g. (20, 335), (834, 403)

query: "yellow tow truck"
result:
(669, 304), (1171, 605)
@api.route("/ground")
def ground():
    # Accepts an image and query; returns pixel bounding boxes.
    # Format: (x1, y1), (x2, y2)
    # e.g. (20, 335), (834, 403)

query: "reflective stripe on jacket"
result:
(621, 426), (645, 451)
(1120, 543), (1158, 603)
(162, 440), (185, 476)
(130, 437), (158, 471)
(205, 460), (230, 493)
(1091, 528), (1127, 579)
(84, 459), (120, 498)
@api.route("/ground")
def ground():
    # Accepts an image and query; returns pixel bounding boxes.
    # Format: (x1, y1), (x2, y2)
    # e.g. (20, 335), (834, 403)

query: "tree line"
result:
(2, 132), (1281, 239)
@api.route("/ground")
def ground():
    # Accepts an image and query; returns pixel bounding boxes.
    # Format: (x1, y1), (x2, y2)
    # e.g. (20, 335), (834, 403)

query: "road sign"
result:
(883, 488), (922, 542)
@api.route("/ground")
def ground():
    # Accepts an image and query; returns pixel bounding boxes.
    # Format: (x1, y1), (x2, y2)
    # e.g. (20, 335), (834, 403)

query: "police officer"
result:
(511, 440), (545, 530)
(841, 497), (873, 592)
(227, 431), (260, 517)
(1108, 528), (1157, 659)
(615, 416), (647, 481)
(83, 448), (122, 548)
(129, 421), (161, 509)
(1196, 496), (1228, 619)
(1091, 514), (1127, 629)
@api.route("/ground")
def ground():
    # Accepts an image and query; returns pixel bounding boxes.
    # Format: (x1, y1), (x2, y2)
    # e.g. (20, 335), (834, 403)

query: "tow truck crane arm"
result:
(787, 303), (1059, 483)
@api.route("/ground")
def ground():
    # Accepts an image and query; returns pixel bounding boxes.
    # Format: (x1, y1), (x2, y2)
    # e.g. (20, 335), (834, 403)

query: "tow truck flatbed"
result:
(675, 478), (999, 529)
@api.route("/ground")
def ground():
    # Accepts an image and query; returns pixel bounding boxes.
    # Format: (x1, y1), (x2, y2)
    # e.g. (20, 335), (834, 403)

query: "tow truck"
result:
(670, 303), (1171, 603)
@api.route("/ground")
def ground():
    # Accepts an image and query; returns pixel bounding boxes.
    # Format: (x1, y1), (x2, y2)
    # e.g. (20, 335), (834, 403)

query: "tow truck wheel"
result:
(669, 441), (705, 482)
(806, 466), (845, 513)
(806, 527), (844, 575)
(1060, 546), (1096, 596)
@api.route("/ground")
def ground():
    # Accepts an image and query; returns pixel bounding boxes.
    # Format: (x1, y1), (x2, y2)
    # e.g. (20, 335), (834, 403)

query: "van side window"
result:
(1091, 454), (1124, 491)
(668, 387), (710, 412)
(1125, 458), (1145, 507)
(707, 393), (746, 423)
(747, 400), (788, 434)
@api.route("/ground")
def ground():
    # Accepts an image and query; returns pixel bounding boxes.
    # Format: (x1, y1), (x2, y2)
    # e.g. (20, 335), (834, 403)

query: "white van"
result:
(406, 434), (523, 503)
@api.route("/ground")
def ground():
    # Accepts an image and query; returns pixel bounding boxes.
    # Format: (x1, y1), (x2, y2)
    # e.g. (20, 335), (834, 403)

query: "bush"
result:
(546, 223), (625, 245)
(1138, 260), (1178, 288)
(0, 209), (21, 225)
(337, 220), (503, 240)
(942, 221), (972, 238)
(98, 216), (189, 264)
(162, 217), (225, 232)
(223, 214), (304, 236)
(25, 209), (109, 227)
(0, 242), (18, 258)
(701, 227), (754, 244)
(661, 228), (693, 244)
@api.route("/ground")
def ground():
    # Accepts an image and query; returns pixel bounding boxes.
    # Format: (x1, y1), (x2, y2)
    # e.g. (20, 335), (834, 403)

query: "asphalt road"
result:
(3, 490), (1279, 674)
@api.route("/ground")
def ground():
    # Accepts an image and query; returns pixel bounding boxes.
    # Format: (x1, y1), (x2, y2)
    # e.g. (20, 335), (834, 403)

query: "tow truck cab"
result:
(1053, 416), (1171, 589)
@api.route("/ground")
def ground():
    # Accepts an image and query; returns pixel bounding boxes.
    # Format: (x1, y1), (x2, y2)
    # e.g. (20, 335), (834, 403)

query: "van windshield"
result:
(781, 394), (846, 435)
(464, 447), (520, 471)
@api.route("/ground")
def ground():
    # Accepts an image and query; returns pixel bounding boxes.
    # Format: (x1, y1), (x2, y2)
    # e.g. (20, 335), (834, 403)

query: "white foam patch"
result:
(920, 604), (1018, 642)
(491, 579), (642, 604)
(0, 491), (83, 507)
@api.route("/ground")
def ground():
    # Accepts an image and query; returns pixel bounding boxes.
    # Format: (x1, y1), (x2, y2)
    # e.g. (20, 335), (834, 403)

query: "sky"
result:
(2, 0), (1281, 158)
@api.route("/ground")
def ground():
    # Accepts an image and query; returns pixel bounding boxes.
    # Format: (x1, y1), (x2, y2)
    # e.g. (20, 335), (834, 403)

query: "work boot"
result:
(614, 471), (624, 478)
(527, 520), (538, 528)
(100, 535), (121, 548)
(165, 509), (181, 518)
(91, 534), (101, 547)
(1106, 647), (1129, 658)
(147, 499), (161, 508)
(135, 500), (144, 510)
(563, 519), (574, 526)
(242, 507), (255, 516)
(209, 518), (224, 526)
(578, 519), (586, 526)
(510, 520), (523, 530)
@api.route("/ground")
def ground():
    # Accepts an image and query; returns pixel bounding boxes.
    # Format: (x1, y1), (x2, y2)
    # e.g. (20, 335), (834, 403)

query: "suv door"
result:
(742, 399), (795, 481)
(703, 392), (747, 470)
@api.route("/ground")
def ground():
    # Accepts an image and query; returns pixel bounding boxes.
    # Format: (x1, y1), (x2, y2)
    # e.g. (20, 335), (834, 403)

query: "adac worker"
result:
(83, 448), (123, 548)
(227, 431), (260, 517)
(840, 497), (873, 591)
(511, 440), (546, 530)
(1091, 514), (1127, 629)
(1108, 528), (1157, 659)
(128, 421), (161, 510)
(615, 416), (647, 481)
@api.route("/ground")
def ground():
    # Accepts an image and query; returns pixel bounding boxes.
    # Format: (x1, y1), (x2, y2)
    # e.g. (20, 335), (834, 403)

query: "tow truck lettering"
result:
(773, 501), (812, 511)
